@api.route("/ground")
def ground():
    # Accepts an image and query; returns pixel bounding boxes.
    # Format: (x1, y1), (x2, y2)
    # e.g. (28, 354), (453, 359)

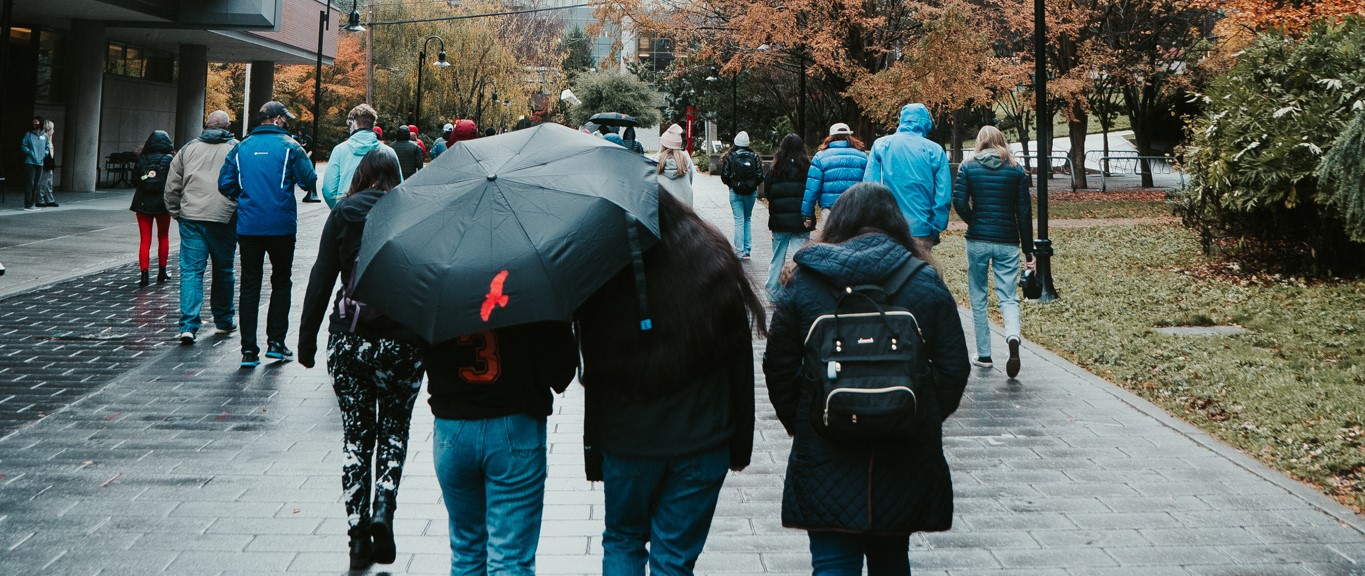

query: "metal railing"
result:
(1086, 151), (1184, 192)
(1016, 154), (1077, 192)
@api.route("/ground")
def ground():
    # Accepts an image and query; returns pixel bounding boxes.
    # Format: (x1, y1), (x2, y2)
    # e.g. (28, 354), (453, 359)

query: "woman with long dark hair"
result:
(577, 191), (765, 576)
(801, 123), (868, 231)
(130, 130), (175, 286)
(763, 133), (812, 299)
(298, 147), (425, 570)
(765, 183), (969, 575)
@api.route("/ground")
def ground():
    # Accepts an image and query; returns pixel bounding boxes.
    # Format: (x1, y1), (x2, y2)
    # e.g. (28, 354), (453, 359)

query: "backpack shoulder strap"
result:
(881, 257), (927, 296)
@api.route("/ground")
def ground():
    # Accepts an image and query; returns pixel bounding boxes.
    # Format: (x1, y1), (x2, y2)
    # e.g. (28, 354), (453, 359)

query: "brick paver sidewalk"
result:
(0, 173), (1362, 575)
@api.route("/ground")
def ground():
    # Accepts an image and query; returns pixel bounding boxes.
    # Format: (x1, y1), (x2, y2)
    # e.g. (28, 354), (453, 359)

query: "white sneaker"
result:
(972, 356), (994, 368)
(178, 331), (196, 345)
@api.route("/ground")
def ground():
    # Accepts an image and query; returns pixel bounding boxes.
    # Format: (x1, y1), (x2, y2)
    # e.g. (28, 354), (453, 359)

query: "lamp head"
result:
(435, 50), (452, 67)
(343, 0), (365, 32)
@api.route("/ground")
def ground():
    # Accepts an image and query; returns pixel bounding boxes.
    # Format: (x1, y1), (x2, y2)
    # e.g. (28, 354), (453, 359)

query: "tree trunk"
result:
(1067, 103), (1089, 190)
(950, 108), (964, 164)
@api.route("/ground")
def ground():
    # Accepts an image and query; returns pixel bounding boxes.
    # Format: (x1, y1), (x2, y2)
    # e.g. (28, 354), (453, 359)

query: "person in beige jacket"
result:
(165, 110), (240, 344)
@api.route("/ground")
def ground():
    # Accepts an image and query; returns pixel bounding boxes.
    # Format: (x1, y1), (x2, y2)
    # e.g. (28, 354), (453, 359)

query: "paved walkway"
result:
(0, 173), (1362, 575)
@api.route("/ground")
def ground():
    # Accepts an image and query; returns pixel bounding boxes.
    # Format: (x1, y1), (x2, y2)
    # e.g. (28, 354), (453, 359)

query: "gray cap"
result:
(260, 101), (296, 120)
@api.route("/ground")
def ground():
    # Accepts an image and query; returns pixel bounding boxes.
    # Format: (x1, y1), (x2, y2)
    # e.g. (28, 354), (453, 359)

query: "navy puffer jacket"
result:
(952, 150), (1034, 253)
(765, 159), (809, 233)
(802, 141), (867, 217)
(764, 232), (970, 534)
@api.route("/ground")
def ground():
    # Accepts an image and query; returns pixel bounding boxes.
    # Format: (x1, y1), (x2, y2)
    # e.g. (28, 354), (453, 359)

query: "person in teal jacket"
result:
(863, 103), (951, 269)
(322, 104), (396, 208)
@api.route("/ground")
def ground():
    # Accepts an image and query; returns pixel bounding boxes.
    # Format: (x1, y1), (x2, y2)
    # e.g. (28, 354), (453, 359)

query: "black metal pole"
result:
(797, 53), (806, 143)
(731, 73), (737, 140)
(1033, 0), (1057, 300)
(303, 9), (328, 203)
(415, 49), (425, 130)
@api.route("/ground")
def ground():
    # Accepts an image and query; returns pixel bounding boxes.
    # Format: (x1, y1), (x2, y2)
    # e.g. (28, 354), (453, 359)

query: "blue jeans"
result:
(729, 191), (756, 254)
(177, 219), (237, 335)
(434, 414), (547, 576)
(808, 532), (911, 576)
(966, 240), (1022, 359)
(766, 231), (809, 299)
(601, 446), (729, 576)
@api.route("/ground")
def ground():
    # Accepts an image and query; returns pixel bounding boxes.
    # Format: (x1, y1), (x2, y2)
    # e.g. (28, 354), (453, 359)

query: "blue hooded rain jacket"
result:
(863, 104), (951, 238)
(218, 124), (317, 237)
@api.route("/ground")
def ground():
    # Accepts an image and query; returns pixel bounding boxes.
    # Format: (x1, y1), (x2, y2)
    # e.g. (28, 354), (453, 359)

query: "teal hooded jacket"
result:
(322, 129), (399, 208)
(863, 104), (952, 238)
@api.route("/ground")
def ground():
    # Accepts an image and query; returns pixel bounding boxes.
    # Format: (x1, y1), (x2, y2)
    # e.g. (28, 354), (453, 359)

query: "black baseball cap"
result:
(260, 101), (296, 120)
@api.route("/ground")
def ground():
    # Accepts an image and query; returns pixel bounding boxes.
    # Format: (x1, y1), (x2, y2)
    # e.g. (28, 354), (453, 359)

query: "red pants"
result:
(137, 212), (171, 271)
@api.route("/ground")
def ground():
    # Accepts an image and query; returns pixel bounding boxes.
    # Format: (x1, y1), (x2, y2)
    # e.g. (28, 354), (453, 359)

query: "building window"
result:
(36, 29), (65, 103)
(106, 41), (176, 83)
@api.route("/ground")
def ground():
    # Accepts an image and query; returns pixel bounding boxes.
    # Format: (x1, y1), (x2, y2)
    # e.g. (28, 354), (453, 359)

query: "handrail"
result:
(1016, 154), (1077, 192)
(1092, 154), (1184, 192)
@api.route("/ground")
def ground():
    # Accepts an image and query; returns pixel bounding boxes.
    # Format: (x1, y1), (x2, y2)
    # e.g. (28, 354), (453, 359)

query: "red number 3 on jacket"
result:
(457, 331), (502, 384)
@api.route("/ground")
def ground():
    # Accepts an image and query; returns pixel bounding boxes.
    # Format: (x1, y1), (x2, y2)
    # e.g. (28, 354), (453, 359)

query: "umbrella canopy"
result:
(587, 112), (640, 128)
(353, 123), (660, 344)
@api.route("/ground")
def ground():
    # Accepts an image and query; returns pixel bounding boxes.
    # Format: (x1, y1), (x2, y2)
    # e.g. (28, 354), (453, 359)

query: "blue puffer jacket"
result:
(864, 104), (951, 238)
(801, 140), (868, 217)
(764, 232), (969, 534)
(219, 124), (317, 236)
(953, 150), (1034, 253)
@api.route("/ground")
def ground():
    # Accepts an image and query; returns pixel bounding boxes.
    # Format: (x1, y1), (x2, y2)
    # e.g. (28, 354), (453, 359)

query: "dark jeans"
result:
(601, 446), (729, 576)
(237, 234), (295, 354)
(808, 532), (911, 576)
(24, 164), (42, 208)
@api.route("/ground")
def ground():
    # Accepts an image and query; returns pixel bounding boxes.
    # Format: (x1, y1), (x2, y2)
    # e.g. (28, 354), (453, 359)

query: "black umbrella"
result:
(353, 123), (660, 344)
(587, 112), (640, 128)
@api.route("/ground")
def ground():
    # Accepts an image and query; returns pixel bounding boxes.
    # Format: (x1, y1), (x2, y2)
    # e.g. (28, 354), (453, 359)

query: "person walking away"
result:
(131, 130), (175, 287)
(165, 110), (239, 344)
(764, 183), (969, 575)
(20, 116), (48, 210)
(801, 123), (867, 231)
(391, 126), (424, 180)
(863, 103), (952, 270)
(426, 322), (578, 575)
(430, 123), (453, 160)
(656, 124), (694, 205)
(322, 104), (387, 209)
(298, 148), (425, 570)
(577, 191), (763, 576)
(218, 101), (318, 368)
(622, 126), (645, 154)
(444, 119), (479, 149)
(764, 133), (813, 300)
(37, 120), (58, 207)
(720, 131), (764, 259)
(407, 125), (427, 158)
(953, 125), (1034, 377)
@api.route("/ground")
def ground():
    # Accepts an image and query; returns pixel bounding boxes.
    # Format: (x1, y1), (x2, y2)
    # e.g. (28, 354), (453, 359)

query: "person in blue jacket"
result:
(863, 103), (951, 270)
(219, 101), (318, 369)
(953, 125), (1034, 378)
(801, 123), (868, 231)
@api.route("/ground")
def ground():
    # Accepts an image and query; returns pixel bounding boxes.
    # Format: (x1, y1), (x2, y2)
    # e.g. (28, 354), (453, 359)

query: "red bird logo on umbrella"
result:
(481, 270), (510, 321)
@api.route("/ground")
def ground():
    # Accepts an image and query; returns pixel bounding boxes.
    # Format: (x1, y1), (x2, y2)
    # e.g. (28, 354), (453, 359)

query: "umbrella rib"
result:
(494, 184), (565, 317)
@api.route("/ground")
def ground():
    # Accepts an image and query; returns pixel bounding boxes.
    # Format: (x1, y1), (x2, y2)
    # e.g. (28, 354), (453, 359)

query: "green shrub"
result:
(1178, 17), (1365, 275)
(1318, 111), (1365, 242)
(567, 72), (662, 129)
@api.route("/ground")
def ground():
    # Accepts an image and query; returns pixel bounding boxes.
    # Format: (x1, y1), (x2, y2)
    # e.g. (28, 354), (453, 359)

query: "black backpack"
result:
(726, 148), (762, 194)
(802, 258), (929, 441)
(336, 253), (382, 333)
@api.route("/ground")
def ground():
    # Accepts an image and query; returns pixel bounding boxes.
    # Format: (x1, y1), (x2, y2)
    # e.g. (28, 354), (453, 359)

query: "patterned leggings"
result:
(327, 332), (425, 531)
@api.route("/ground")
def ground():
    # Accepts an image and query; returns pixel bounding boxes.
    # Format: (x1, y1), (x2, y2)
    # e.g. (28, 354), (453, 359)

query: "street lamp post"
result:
(306, 1), (365, 203)
(1033, 0), (1059, 300)
(414, 35), (451, 134)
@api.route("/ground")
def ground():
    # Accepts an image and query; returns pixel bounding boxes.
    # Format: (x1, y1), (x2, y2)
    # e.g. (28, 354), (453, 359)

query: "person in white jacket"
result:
(165, 110), (240, 344)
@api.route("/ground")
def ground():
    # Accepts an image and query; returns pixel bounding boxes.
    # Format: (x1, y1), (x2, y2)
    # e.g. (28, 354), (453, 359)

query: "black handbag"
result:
(1020, 267), (1042, 300)
(43, 154), (55, 171)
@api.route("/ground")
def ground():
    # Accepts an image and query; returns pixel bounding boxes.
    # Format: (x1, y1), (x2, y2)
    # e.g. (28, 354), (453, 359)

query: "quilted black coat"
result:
(763, 232), (970, 534)
(764, 159), (810, 234)
(951, 151), (1034, 254)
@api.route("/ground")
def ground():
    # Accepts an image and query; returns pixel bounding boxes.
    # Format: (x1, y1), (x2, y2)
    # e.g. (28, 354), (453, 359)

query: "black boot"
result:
(157, 268), (169, 284)
(139, 270), (149, 287)
(348, 522), (373, 570)
(369, 491), (396, 564)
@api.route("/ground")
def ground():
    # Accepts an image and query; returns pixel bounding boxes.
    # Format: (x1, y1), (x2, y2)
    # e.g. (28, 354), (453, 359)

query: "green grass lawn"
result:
(936, 222), (1365, 512)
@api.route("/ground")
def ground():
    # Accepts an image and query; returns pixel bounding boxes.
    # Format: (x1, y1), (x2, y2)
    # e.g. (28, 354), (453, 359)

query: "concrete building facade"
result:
(1, 0), (338, 194)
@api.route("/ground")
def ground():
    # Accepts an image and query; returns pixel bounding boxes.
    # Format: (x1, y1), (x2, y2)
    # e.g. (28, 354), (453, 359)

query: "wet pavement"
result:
(0, 173), (1362, 575)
